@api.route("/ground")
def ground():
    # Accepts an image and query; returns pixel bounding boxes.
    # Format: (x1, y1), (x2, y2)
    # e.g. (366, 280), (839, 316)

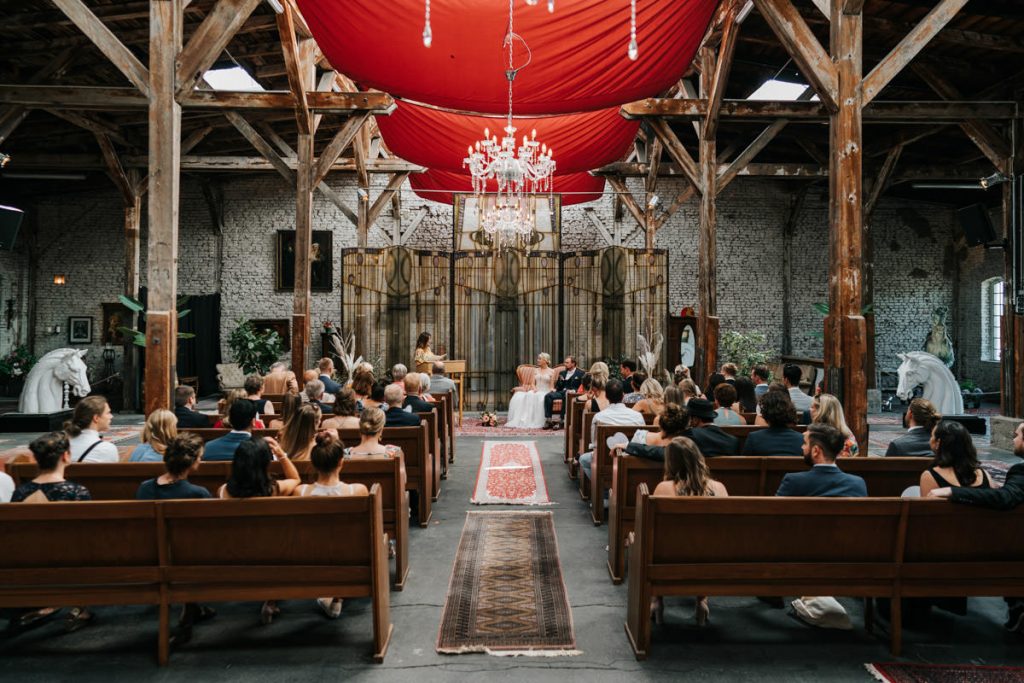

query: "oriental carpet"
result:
(471, 441), (551, 506)
(866, 662), (1024, 682)
(436, 511), (579, 656)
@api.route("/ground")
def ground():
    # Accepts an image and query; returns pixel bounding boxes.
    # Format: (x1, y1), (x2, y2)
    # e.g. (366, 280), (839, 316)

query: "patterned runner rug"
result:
(867, 662), (1024, 682)
(471, 441), (551, 506)
(437, 511), (580, 656)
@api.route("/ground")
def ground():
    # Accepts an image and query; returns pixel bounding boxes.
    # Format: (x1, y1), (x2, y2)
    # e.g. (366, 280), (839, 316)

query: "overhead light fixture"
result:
(980, 172), (1008, 189)
(912, 173), (1009, 191)
(0, 152), (10, 168)
(647, 194), (660, 209)
(265, 0), (284, 14)
(53, 274), (66, 286)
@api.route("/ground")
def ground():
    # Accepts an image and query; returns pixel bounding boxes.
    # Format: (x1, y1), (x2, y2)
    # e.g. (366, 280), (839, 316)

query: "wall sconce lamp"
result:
(53, 274), (66, 285)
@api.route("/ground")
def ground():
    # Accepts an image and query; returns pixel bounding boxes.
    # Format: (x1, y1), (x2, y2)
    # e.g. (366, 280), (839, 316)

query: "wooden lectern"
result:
(444, 360), (466, 426)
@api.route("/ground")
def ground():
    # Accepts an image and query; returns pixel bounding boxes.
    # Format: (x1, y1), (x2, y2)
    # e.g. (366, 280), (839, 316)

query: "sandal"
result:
(64, 607), (94, 633)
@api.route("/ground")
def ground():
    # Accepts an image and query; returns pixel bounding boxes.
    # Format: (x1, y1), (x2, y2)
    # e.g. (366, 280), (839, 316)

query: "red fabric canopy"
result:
(409, 169), (605, 206)
(376, 101), (639, 174)
(298, 0), (719, 115)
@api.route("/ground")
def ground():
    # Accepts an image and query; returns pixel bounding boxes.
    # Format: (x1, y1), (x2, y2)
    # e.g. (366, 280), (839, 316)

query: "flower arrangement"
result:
(322, 320), (336, 333)
(480, 411), (499, 427)
(0, 345), (37, 380)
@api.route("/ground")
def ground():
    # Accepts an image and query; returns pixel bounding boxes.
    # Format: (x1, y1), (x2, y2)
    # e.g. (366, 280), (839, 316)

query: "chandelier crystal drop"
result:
(628, 0), (639, 60)
(422, 0), (432, 47)
(463, 0), (556, 251)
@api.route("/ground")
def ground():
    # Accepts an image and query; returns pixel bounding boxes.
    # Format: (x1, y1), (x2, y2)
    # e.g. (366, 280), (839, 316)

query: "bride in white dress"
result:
(505, 353), (556, 429)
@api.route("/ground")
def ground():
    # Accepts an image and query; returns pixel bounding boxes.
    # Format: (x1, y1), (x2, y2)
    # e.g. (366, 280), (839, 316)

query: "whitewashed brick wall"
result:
(1, 172), (972, 391)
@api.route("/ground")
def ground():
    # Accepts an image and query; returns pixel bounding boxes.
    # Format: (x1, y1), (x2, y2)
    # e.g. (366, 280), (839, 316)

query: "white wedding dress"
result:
(505, 370), (554, 429)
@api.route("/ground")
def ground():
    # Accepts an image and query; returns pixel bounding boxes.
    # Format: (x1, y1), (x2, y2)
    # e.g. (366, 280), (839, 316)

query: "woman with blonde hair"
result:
(129, 409), (178, 462)
(679, 379), (700, 404)
(345, 407), (401, 458)
(810, 393), (858, 457)
(632, 378), (665, 415)
(652, 437), (729, 625)
(589, 361), (610, 385)
(266, 393), (301, 431)
(278, 403), (320, 460)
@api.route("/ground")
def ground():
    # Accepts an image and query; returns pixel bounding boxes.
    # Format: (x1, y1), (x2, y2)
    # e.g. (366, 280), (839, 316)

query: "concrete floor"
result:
(2, 428), (1023, 682)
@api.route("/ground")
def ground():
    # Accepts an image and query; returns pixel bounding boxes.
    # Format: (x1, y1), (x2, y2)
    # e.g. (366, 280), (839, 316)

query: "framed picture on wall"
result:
(276, 230), (333, 292)
(68, 316), (93, 344)
(101, 302), (133, 345)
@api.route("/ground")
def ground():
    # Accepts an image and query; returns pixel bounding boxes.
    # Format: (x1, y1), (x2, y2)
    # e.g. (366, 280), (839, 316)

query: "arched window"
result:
(981, 277), (1004, 362)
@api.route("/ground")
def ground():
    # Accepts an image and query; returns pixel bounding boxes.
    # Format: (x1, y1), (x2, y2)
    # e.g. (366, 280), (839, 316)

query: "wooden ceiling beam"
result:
(864, 144), (903, 220)
(0, 47), (75, 145)
(622, 98), (1018, 121)
(94, 132), (135, 205)
(177, 0), (263, 97)
(49, 0), (151, 96)
(750, 0), (838, 110)
(43, 108), (133, 147)
(861, 0), (970, 105)
(649, 118), (702, 194)
(716, 119), (789, 193)
(313, 112), (371, 187)
(275, 1), (311, 133)
(704, 12), (740, 141)
(606, 177), (648, 233)
(367, 172), (411, 227)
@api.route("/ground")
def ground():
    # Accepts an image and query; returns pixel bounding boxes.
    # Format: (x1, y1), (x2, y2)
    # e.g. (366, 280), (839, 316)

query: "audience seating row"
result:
(606, 448), (935, 583)
(625, 489), (1024, 659)
(7, 457), (411, 591)
(0, 490), (393, 665)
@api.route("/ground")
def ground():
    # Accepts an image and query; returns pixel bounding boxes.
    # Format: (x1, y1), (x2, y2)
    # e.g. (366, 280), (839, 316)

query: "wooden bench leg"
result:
(890, 596), (902, 656)
(158, 596), (170, 666)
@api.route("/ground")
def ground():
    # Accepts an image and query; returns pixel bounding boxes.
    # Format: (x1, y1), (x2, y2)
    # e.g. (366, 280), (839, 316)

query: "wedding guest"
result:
(751, 365), (770, 398)
(66, 396), (119, 463)
(318, 357), (342, 394)
(616, 402), (690, 461)
(679, 379), (701, 404)
(321, 387), (360, 431)
(632, 378), (665, 415)
(713, 383), (744, 426)
(279, 403), (321, 461)
(810, 393), (859, 457)
(136, 434), (210, 500)
(685, 398), (740, 456)
(623, 373), (646, 404)
(403, 374), (435, 413)
(214, 389), (265, 430)
(384, 384), (420, 427)
(651, 436), (728, 625)
(0, 470), (12, 503)
(174, 385), (211, 428)
(390, 364), (408, 389)
(720, 362), (738, 384)
(303, 379), (334, 416)
(266, 393), (301, 430)
(129, 409), (177, 462)
(919, 420), (991, 497)
(743, 391), (803, 456)
(204, 399), (257, 462)
(350, 368), (375, 408)
(885, 398), (940, 457)
(345, 407), (401, 458)
(580, 380), (645, 482)
(263, 361), (298, 395)
(734, 376), (758, 413)
(619, 360), (636, 383)
(362, 380), (389, 411)
(217, 437), (300, 625)
(244, 374), (274, 416)
(783, 363), (813, 413)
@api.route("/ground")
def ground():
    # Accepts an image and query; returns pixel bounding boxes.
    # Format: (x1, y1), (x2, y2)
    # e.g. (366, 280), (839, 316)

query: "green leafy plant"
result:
(0, 344), (37, 380)
(958, 379), (978, 392)
(719, 331), (772, 377)
(227, 318), (284, 375)
(117, 294), (195, 347)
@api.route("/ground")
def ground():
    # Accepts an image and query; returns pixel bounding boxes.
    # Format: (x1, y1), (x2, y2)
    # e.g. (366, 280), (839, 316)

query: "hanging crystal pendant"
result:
(548, 0), (555, 11)
(628, 37), (638, 60)
(628, 0), (639, 60)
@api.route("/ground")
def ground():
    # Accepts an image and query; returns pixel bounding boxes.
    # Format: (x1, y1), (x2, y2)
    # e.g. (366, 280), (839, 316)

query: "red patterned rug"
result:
(471, 441), (551, 506)
(437, 511), (579, 656)
(457, 417), (558, 438)
(866, 663), (1024, 682)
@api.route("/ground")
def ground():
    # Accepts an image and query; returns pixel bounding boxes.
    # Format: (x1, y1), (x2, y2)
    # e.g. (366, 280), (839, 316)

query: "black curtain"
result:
(138, 288), (222, 397)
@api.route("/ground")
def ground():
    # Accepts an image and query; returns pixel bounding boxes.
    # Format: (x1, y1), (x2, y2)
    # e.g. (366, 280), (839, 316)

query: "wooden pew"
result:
(6, 458), (412, 591)
(624, 491), (1024, 659)
(431, 392), (455, 465)
(415, 410), (443, 501)
(566, 396), (586, 477)
(0, 491), (393, 664)
(606, 454), (934, 584)
(562, 391), (578, 463)
(583, 416), (657, 523)
(182, 424), (433, 526)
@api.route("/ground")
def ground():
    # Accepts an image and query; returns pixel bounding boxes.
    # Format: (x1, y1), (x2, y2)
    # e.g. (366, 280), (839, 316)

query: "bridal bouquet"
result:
(480, 411), (499, 427)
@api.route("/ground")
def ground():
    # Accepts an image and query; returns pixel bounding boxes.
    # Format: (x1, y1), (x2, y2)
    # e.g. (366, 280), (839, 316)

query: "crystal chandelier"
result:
(462, 0), (555, 250)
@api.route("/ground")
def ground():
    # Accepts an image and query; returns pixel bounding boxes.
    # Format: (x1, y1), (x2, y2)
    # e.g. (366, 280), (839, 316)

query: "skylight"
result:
(203, 66), (265, 92)
(747, 78), (818, 101)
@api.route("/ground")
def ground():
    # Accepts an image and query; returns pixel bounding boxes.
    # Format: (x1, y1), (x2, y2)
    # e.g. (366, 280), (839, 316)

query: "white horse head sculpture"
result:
(896, 351), (962, 416)
(18, 348), (91, 414)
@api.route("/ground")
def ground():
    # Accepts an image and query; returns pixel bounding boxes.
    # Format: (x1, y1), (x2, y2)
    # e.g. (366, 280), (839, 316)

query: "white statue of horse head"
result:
(18, 348), (91, 414)
(896, 350), (963, 416)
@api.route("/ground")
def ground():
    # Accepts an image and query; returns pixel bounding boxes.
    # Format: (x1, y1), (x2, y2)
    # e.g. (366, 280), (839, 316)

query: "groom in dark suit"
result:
(543, 356), (583, 429)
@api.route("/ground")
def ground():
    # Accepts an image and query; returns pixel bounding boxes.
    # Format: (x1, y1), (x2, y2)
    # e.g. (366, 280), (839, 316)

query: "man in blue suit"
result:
(203, 399), (256, 462)
(383, 384), (421, 427)
(318, 357), (342, 395)
(776, 423), (867, 497)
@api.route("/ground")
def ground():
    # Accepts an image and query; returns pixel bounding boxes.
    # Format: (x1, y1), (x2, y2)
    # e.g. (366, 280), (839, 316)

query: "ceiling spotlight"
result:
(980, 172), (1008, 190)
(647, 194), (660, 209)
(0, 152), (10, 168)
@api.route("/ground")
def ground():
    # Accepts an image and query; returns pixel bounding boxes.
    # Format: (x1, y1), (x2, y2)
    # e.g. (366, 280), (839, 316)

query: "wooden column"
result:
(292, 131), (314, 379)
(123, 187), (141, 410)
(143, 0), (182, 415)
(697, 48), (719, 386)
(826, 3), (868, 449)
(1002, 127), (1022, 417)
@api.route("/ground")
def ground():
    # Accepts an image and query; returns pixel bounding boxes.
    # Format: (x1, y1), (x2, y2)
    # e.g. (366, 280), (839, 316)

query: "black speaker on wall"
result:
(0, 205), (23, 251)
(958, 203), (997, 247)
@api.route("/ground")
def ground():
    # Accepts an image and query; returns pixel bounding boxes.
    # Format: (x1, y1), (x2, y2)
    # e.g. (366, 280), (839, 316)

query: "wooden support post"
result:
(144, 0), (182, 415)
(697, 47), (719, 386)
(826, 3), (868, 451)
(292, 131), (313, 380)
(1002, 122), (1022, 418)
(123, 175), (142, 411)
